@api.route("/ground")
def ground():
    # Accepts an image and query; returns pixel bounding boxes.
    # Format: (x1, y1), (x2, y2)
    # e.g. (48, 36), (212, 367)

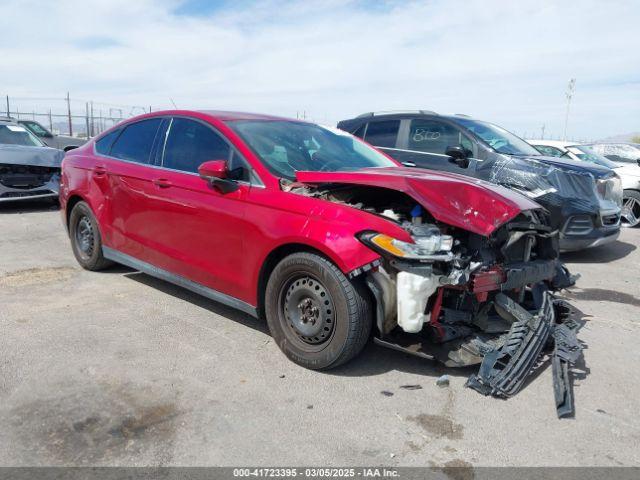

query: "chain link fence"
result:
(2, 94), (152, 139)
(3, 93), (594, 143)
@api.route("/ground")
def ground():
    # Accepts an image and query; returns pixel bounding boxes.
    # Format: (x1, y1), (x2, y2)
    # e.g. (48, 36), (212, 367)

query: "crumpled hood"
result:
(0, 144), (64, 168)
(296, 167), (541, 236)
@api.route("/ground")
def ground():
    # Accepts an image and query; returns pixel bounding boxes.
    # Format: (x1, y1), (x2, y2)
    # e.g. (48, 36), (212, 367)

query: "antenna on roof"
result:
(170, 98), (178, 109)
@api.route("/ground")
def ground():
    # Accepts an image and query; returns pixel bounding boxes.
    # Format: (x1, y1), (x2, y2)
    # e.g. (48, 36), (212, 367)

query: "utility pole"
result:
(563, 78), (576, 141)
(5, 95), (9, 117)
(85, 102), (90, 138)
(66, 92), (73, 137)
(49, 110), (53, 131)
(90, 101), (94, 137)
(541, 124), (546, 139)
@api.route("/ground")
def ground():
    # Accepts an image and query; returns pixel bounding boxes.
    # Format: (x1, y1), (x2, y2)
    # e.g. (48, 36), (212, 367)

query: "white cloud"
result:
(0, 0), (638, 139)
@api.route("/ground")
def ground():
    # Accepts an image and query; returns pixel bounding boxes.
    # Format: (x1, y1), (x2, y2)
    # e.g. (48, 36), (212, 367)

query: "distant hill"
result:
(597, 132), (640, 143)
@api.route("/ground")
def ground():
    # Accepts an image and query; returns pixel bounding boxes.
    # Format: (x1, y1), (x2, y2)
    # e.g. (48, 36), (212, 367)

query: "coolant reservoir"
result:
(396, 271), (439, 333)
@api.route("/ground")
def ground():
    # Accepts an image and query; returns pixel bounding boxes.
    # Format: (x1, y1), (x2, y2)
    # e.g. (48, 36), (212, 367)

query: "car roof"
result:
(134, 109), (302, 123)
(527, 139), (578, 148)
(337, 112), (483, 130)
(197, 110), (296, 122)
(586, 142), (640, 147)
(343, 111), (474, 122)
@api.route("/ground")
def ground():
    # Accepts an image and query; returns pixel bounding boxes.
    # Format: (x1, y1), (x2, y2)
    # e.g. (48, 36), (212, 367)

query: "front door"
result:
(142, 117), (252, 300)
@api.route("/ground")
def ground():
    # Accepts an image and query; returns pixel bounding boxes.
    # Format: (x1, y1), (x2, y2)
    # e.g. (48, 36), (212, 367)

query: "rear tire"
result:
(69, 201), (112, 271)
(265, 252), (372, 370)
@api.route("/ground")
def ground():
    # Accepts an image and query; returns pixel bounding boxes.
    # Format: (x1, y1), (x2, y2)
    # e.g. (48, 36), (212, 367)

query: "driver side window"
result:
(162, 118), (252, 182)
(408, 120), (470, 156)
(163, 118), (230, 174)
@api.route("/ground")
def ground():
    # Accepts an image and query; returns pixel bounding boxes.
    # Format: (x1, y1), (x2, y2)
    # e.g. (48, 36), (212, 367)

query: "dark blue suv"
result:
(338, 111), (622, 251)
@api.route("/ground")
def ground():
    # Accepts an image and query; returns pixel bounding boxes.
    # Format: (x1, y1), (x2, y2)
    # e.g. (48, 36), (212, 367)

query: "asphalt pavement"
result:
(0, 201), (638, 467)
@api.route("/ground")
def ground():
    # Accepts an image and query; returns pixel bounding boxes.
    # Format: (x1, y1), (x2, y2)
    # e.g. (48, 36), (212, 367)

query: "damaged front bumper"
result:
(0, 168), (60, 202)
(466, 292), (582, 417)
(365, 254), (582, 418)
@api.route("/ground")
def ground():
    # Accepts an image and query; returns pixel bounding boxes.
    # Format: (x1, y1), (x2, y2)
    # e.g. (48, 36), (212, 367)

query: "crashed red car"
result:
(60, 110), (581, 416)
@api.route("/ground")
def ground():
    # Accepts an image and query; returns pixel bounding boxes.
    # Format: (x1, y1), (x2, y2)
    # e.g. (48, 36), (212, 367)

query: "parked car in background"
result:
(529, 140), (640, 227)
(0, 117), (63, 202)
(337, 111), (622, 251)
(17, 119), (85, 151)
(587, 142), (640, 164)
(60, 110), (580, 416)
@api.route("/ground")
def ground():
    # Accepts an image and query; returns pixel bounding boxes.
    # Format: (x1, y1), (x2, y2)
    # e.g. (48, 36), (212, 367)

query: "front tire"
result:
(265, 252), (372, 370)
(69, 201), (112, 271)
(621, 190), (640, 228)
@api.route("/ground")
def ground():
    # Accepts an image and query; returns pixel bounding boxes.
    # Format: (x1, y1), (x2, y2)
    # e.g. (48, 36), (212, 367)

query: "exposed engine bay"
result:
(293, 182), (583, 418)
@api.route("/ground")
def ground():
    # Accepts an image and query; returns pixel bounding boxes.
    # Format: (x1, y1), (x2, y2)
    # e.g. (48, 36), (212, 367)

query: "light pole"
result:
(563, 78), (576, 141)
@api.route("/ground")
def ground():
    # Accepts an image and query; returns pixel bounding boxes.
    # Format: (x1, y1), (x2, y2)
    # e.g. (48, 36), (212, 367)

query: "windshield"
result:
(568, 145), (618, 169)
(228, 120), (396, 179)
(452, 118), (541, 156)
(0, 124), (44, 147)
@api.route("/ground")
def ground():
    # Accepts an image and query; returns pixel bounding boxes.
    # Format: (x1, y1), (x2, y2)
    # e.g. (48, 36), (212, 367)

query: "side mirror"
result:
(45, 133), (54, 138)
(637, 159), (640, 167)
(445, 146), (469, 168)
(198, 160), (238, 193)
(198, 160), (228, 180)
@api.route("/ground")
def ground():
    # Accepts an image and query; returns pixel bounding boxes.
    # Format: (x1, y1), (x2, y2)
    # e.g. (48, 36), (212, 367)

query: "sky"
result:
(1, 0), (639, 140)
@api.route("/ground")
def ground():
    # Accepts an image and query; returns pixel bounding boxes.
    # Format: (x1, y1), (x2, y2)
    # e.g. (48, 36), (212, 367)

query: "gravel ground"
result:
(0, 200), (639, 467)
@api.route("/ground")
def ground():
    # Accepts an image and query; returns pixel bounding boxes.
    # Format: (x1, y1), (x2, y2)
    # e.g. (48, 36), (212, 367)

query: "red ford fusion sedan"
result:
(60, 110), (580, 415)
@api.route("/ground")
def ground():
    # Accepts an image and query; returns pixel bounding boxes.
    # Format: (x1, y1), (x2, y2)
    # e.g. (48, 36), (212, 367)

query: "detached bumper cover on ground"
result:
(466, 291), (582, 418)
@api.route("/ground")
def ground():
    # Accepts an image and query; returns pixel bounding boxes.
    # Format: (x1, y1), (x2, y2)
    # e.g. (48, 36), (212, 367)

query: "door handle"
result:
(92, 166), (107, 177)
(153, 178), (173, 188)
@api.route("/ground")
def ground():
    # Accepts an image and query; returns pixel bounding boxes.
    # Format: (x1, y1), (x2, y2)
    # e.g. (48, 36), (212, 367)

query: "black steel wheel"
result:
(75, 215), (95, 260)
(265, 252), (372, 370)
(69, 201), (112, 271)
(281, 274), (336, 348)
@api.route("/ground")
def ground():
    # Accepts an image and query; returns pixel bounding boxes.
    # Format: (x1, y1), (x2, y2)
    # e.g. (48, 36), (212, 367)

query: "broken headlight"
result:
(358, 228), (453, 261)
(596, 174), (623, 206)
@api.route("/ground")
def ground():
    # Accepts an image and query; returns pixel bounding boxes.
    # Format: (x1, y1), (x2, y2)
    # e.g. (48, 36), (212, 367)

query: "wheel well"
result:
(65, 195), (85, 229)
(256, 243), (334, 319)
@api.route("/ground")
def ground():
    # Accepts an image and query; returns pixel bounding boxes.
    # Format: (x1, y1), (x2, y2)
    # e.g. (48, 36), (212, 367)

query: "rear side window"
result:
(364, 120), (400, 148)
(110, 118), (162, 164)
(95, 129), (121, 155)
(163, 118), (231, 174)
(408, 119), (469, 155)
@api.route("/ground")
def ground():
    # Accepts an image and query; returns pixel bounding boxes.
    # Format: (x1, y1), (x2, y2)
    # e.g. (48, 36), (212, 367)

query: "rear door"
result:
(141, 117), (252, 299)
(99, 117), (169, 257)
(361, 120), (401, 154)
